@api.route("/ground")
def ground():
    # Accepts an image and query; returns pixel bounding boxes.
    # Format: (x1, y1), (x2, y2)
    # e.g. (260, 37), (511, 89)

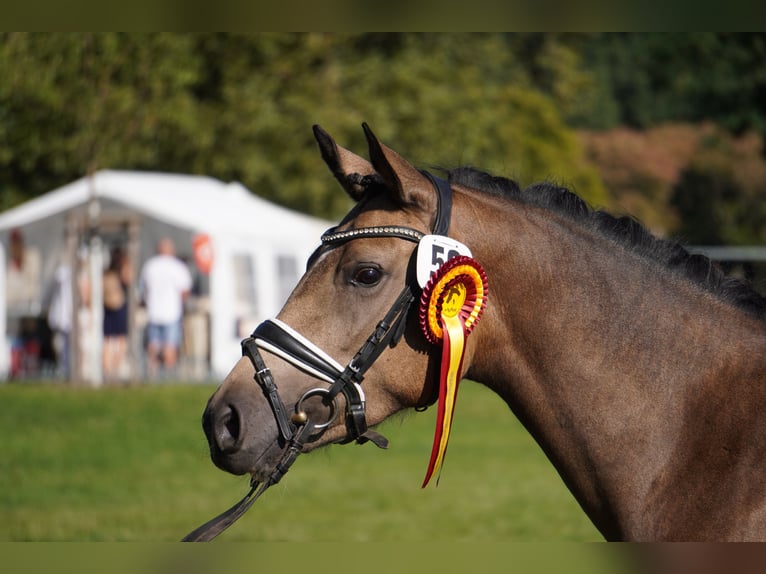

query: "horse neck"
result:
(455, 191), (766, 540)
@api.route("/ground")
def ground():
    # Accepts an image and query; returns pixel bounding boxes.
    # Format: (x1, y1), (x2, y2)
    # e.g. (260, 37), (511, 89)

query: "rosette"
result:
(418, 255), (488, 487)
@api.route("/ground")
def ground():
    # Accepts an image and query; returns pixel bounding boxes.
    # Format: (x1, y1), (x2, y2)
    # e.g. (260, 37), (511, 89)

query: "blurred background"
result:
(4, 33), (766, 225)
(1, 33), (766, 385)
(1, 33), (765, 545)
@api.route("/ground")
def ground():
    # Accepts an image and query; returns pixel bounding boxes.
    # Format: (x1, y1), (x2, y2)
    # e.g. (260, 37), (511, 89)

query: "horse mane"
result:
(447, 166), (766, 321)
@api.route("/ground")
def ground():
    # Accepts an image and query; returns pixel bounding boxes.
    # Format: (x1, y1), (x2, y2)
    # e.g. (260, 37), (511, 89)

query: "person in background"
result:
(102, 246), (132, 381)
(46, 262), (72, 379)
(139, 238), (192, 379)
(6, 228), (43, 377)
(6, 228), (42, 311)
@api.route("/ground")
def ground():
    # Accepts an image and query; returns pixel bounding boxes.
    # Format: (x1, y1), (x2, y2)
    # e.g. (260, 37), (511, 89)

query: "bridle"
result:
(182, 171), (452, 541)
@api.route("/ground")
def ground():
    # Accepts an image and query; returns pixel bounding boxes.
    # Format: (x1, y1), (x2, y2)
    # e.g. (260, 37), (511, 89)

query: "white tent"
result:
(0, 170), (334, 382)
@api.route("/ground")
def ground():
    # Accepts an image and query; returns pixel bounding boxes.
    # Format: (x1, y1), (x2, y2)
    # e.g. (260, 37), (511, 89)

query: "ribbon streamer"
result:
(419, 256), (488, 487)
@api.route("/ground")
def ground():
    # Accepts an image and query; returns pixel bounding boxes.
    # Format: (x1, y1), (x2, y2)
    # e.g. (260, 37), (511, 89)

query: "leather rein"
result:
(182, 172), (452, 541)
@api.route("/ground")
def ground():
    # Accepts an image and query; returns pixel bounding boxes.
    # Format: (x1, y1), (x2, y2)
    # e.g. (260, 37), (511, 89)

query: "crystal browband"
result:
(321, 226), (425, 246)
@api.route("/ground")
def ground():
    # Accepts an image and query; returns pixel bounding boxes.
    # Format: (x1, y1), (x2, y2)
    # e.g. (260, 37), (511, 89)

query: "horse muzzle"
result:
(201, 380), (284, 478)
(201, 353), (348, 478)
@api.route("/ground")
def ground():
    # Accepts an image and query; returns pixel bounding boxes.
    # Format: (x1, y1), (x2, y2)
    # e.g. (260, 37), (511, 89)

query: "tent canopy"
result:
(0, 170), (327, 242)
(0, 170), (336, 381)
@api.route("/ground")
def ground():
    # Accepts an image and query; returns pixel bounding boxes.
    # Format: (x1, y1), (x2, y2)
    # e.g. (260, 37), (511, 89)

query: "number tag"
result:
(416, 235), (472, 288)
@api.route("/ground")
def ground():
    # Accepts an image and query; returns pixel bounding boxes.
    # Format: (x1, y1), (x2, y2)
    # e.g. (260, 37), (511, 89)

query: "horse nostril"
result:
(214, 405), (242, 454)
(224, 410), (240, 442)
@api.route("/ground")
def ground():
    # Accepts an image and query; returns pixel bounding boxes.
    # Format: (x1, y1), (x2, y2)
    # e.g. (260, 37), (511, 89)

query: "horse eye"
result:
(352, 266), (383, 286)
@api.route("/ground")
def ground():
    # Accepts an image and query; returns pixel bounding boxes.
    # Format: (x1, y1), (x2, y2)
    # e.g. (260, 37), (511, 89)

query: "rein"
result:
(182, 172), (452, 541)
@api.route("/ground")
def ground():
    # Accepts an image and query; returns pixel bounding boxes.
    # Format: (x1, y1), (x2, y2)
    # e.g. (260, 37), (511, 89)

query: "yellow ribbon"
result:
(420, 258), (487, 488)
(423, 308), (466, 486)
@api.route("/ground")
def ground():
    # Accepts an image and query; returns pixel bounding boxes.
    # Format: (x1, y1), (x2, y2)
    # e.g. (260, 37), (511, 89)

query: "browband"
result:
(321, 225), (424, 245)
(323, 172), (452, 242)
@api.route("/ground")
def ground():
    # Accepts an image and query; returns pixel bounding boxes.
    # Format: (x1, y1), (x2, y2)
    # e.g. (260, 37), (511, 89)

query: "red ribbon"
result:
(418, 256), (488, 487)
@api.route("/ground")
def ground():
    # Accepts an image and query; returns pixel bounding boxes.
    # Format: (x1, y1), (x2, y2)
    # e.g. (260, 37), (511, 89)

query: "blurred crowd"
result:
(4, 228), (210, 384)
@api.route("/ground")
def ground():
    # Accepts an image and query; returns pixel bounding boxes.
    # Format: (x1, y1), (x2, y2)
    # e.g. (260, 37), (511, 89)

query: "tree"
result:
(0, 33), (606, 219)
(577, 33), (766, 136)
(0, 33), (203, 210)
(181, 33), (607, 217)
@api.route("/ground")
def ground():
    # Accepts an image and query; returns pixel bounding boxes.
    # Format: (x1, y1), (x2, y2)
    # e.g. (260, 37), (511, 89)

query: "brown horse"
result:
(192, 123), (766, 542)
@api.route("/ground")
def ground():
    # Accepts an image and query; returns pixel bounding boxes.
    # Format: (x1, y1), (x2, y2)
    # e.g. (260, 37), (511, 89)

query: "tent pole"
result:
(127, 218), (141, 384)
(85, 174), (103, 387)
(64, 215), (78, 383)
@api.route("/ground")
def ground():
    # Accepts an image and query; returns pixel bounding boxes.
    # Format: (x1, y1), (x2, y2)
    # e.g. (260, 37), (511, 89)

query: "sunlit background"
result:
(2, 34), (765, 555)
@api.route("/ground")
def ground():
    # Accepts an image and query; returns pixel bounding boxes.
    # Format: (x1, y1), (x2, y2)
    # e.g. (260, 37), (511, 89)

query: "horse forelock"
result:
(447, 166), (766, 322)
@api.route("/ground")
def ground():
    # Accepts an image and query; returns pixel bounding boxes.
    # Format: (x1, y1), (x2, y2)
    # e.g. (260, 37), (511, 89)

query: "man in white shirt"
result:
(139, 238), (192, 378)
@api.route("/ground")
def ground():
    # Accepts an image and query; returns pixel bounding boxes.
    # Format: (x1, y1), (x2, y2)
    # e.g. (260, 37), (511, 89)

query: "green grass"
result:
(0, 381), (601, 542)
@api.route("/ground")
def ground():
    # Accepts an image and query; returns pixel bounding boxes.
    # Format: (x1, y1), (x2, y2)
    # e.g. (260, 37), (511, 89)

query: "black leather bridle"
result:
(182, 172), (452, 541)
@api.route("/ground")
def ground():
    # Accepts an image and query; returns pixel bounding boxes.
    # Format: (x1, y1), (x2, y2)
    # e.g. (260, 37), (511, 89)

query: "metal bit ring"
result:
(292, 388), (339, 430)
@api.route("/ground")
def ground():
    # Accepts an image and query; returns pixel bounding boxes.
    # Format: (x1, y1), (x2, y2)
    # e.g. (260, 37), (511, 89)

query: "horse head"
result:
(201, 124), (480, 487)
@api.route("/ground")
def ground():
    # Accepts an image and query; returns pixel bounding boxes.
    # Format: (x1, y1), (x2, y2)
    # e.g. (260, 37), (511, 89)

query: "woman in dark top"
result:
(102, 246), (132, 380)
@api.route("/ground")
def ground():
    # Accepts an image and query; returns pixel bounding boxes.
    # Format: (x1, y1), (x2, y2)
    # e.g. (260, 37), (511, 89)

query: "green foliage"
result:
(159, 33), (607, 215)
(0, 33), (201, 205)
(0, 382), (600, 541)
(0, 33), (605, 219)
(4, 32), (765, 232)
(504, 33), (618, 131)
(579, 33), (766, 134)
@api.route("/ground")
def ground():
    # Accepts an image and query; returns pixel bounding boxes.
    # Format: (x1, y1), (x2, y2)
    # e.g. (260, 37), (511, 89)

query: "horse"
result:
(188, 123), (766, 542)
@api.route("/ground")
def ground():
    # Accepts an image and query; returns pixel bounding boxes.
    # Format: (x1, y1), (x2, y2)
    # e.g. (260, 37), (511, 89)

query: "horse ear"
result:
(362, 122), (437, 212)
(313, 124), (375, 201)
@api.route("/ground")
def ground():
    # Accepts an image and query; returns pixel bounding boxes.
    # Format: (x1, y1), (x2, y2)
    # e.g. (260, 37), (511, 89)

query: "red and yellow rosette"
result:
(419, 255), (488, 487)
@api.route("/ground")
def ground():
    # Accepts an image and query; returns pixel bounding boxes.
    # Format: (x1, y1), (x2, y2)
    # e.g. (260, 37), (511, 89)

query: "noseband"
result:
(182, 172), (452, 541)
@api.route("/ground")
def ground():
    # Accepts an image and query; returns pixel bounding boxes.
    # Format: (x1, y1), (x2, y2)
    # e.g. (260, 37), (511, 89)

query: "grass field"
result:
(0, 380), (601, 542)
